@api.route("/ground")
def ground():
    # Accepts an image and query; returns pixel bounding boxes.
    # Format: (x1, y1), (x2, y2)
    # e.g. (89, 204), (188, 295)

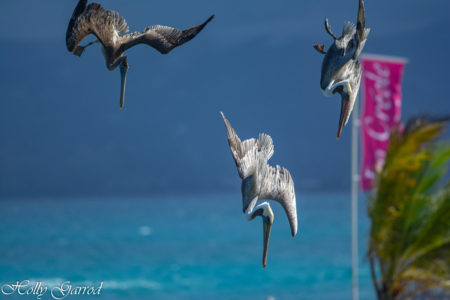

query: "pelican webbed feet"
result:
(73, 40), (100, 57)
(313, 44), (327, 54)
(73, 46), (85, 57)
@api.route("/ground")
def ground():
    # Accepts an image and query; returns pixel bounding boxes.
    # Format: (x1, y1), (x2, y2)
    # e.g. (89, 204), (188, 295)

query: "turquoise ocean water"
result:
(0, 194), (376, 300)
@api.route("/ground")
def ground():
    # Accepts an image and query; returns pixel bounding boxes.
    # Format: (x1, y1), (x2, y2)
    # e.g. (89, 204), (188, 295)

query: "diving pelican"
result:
(66, 0), (214, 109)
(313, 0), (370, 138)
(220, 112), (298, 268)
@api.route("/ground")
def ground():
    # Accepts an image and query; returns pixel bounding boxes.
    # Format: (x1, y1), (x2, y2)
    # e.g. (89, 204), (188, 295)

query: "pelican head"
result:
(261, 205), (274, 268)
(242, 194), (274, 269)
(244, 204), (274, 269)
(241, 175), (275, 269)
(313, 0), (370, 138)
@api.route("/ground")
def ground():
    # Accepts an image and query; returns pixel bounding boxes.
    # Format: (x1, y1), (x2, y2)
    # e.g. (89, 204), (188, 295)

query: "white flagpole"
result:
(351, 93), (360, 300)
(352, 54), (407, 300)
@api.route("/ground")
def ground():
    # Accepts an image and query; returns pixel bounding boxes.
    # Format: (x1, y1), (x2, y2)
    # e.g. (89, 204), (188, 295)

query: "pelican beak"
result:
(119, 60), (129, 110)
(262, 215), (273, 269)
(337, 93), (351, 139)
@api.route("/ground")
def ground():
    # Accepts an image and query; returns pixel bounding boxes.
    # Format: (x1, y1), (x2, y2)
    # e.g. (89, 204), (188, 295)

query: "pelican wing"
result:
(221, 112), (273, 179)
(66, 2), (129, 53)
(353, 0), (370, 59)
(221, 112), (256, 179)
(119, 15), (214, 54)
(260, 165), (298, 236)
(66, 0), (88, 50)
(356, 0), (366, 38)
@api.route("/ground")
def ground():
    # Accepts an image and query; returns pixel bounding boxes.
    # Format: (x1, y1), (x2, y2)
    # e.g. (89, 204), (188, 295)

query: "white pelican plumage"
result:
(66, 0), (214, 109)
(220, 112), (298, 268)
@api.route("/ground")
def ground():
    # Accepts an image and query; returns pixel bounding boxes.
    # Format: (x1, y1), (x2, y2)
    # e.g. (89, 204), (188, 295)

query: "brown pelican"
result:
(66, 0), (214, 109)
(220, 112), (298, 268)
(313, 0), (370, 138)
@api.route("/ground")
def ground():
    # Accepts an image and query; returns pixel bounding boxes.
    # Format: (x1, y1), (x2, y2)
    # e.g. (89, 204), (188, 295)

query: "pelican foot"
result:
(73, 46), (85, 57)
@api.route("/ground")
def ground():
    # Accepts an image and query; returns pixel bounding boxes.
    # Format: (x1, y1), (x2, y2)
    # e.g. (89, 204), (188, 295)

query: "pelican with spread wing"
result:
(220, 112), (298, 268)
(313, 0), (370, 138)
(66, 0), (214, 109)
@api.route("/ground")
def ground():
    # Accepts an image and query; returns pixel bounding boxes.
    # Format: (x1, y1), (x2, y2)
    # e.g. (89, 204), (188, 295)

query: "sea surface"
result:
(0, 194), (376, 300)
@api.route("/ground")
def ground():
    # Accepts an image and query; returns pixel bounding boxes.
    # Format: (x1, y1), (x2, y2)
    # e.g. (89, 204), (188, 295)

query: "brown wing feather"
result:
(353, 0), (370, 59)
(220, 112), (275, 180)
(66, 0), (87, 51)
(356, 0), (365, 40)
(220, 112), (256, 179)
(66, 2), (129, 53)
(260, 165), (298, 236)
(119, 15), (214, 54)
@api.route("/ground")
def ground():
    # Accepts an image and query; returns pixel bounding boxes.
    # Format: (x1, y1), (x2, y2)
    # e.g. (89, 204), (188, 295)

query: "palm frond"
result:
(368, 116), (450, 299)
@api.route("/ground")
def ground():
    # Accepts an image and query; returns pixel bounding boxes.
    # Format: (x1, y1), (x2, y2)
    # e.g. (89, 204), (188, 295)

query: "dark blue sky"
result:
(1, 0), (449, 197)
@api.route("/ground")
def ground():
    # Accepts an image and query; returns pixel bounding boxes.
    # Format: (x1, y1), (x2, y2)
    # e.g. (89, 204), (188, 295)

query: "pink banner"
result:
(360, 55), (406, 190)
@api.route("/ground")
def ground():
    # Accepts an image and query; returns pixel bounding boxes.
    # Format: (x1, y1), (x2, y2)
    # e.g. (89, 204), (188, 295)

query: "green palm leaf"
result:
(368, 116), (450, 299)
